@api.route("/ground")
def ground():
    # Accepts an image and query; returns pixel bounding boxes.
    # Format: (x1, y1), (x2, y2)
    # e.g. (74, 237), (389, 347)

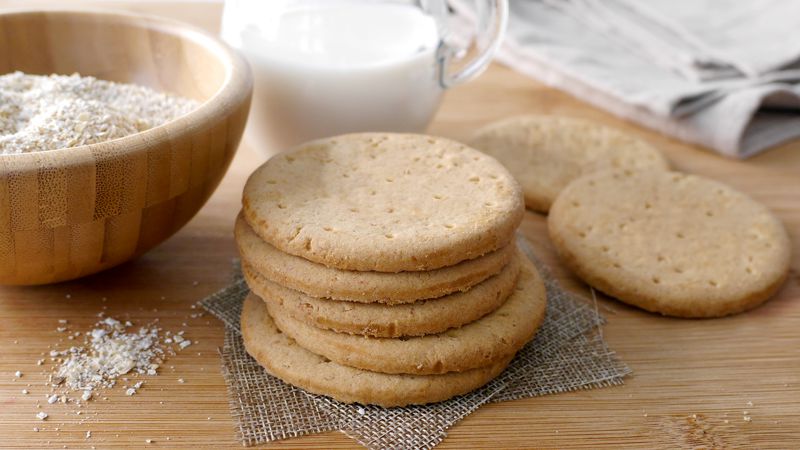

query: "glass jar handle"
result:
(438, 0), (508, 89)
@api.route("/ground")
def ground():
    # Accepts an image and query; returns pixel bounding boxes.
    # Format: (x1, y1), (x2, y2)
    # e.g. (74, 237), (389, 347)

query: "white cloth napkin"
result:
(451, 0), (800, 158)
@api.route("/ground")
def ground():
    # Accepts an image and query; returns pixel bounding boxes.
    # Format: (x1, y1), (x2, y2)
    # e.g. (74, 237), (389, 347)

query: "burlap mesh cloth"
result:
(201, 237), (631, 448)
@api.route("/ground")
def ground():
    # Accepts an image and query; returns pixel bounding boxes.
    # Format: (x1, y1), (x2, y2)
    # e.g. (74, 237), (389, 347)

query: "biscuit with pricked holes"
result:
(470, 115), (668, 213)
(242, 133), (524, 272)
(548, 169), (791, 318)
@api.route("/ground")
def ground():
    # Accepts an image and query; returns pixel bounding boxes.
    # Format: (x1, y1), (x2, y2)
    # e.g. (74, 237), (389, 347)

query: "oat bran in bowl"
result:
(0, 9), (252, 285)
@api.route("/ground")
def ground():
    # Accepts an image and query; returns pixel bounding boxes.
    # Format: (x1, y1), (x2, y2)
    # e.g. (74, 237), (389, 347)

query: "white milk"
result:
(223, 2), (444, 152)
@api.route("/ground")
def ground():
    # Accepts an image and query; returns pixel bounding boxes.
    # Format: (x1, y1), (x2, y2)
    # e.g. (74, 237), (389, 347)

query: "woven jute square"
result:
(201, 237), (630, 449)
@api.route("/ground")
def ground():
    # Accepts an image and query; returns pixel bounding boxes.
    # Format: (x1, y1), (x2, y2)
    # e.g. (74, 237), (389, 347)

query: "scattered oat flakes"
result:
(53, 317), (164, 393)
(36, 412), (48, 420)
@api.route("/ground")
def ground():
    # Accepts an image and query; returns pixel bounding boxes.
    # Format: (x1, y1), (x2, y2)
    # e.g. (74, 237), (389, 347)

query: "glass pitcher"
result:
(222, 0), (508, 155)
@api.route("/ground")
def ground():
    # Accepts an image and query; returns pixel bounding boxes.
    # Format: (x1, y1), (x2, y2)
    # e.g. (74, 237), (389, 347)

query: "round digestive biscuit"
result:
(235, 213), (515, 303)
(265, 257), (547, 375)
(241, 294), (512, 407)
(242, 133), (524, 272)
(548, 170), (791, 318)
(469, 116), (668, 212)
(243, 248), (521, 338)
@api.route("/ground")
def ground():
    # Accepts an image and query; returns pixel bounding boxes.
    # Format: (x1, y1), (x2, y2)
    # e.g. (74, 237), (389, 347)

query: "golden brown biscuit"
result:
(243, 248), (521, 337)
(264, 258), (547, 374)
(242, 133), (524, 271)
(236, 213), (515, 303)
(241, 294), (512, 407)
(470, 116), (668, 212)
(548, 170), (791, 317)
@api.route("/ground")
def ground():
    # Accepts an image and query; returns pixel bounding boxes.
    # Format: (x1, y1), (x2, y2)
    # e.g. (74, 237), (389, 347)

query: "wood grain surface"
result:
(0, 2), (798, 449)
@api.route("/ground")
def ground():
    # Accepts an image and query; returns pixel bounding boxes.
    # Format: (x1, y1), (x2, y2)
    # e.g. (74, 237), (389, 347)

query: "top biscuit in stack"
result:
(237, 133), (542, 407)
(241, 133), (524, 272)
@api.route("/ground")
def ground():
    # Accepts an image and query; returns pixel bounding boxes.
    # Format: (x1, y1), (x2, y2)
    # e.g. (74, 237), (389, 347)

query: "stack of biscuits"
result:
(236, 133), (548, 407)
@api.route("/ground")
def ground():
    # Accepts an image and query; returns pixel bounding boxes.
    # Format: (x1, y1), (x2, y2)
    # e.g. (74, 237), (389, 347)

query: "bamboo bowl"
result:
(0, 10), (252, 285)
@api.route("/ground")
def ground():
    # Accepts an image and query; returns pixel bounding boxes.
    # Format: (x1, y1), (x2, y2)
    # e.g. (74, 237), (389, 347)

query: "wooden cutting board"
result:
(0, 2), (798, 448)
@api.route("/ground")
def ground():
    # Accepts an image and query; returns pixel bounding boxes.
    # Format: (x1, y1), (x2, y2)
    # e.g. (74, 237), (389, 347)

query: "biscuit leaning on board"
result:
(243, 248), (521, 338)
(235, 213), (515, 303)
(548, 170), (791, 318)
(241, 294), (513, 408)
(264, 258), (547, 375)
(469, 116), (669, 213)
(242, 133), (525, 272)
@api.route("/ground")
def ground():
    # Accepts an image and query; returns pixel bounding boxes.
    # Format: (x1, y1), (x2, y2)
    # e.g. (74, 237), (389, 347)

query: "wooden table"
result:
(1, 2), (798, 449)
